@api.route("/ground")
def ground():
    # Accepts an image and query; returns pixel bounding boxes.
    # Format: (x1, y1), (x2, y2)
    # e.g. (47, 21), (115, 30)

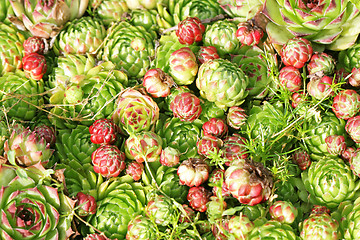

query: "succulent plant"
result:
(263, 0), (360, 50)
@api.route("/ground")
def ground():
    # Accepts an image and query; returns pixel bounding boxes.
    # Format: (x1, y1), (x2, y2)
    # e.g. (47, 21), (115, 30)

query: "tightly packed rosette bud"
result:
(0, 23), (24, 75)
(99, 21), (155, 78)
(33, 123), (56, 147)
(53, 16), (106, 55)
(169, 47), (198, 86)
(263, 0), (360, 50)
(209, 168), (230, 198)
(342, 146), (356, 163)
(160, 146), (180, 167)
(236, 19), (264, 46)
(307, 75), (335, 100)
(279, 66), (302, 92)
(197, 135), (223, 157)
(197, 46), (220, 64)
(269, 201), (298, 224)
(332, 89), (360, 120)
(0, 165), (74, 239)
(23, 36), (45, 55)
(227, 214), (254, 240)
(345, 115), (360, 143)
(89, 119), (119, 145)
(176, 17), (205, 45)
(281, 37), (313, 69)
(4, 127), (54, 167)
(307, 52), (335, 76)
(225, 159), (273, 206)
(203, 19), (240, 57)
(300, 210), (339, 240)
(187, 186), (211, 212)
(292, 149), (311, 171)
(227, 106), (247, 129)
(206, 196), (227, 219)
(202, 118), (228, 138)
(196, 58), (249, 109)
(325, 135), (346, 156)
(170, 92), (202, 122)
(91, 145), (126, 178)
(145, 194), (177, 226)
(177, 158), (210, 187)
(76, 192), (97, 217)
(126, 161), (144, 181)
(9, 0), (88, 39)
(348, 67), (360, 87)
(221, 133), (248, 166)
(143, 68), (175, 98)
(22, 52), (47, 80)
(302, 157), (360, 209)
(112, 88), (159, 135)
(126, 215), (157, 240)
(125, 131), (163, 163)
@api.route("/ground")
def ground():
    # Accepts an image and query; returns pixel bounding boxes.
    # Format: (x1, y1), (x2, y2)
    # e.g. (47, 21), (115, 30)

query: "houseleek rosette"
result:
(47, 54), (96, 90)
(262, 0), (360, 50)
(0, 166), (74, 240)
(9, 0), (88, 38)
(248, 220), (298, 240)
(99, 21), (156, 78)
(53, 16), (106, 55)
(112, 88), (159, 135)
(196, 58), (249, 109)
(338, 41), (360, 72)
(0, 71), (44, 121)
(49, 61), (128, 128)
(302, 158), (360, 210)
(217, 0), (264, 21)
(87, 176), (146, 239)
(0, 23), (24, 75)
(333, 196), (360, 239)
(301, 111), (349, 160)
(232, 46), (277, 100)
(157, 117), (202, 161)
(156, 0), (224, 29)
(91, 0), (129, 26)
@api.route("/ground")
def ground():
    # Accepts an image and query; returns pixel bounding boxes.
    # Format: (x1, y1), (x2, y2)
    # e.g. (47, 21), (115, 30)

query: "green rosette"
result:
(91, 0), (129, 26)
(152, 32), (200, 74)
(232, 46), (277, 100)
(196, 58), (249, 109)
(87, 175), (147, 239)
(302, 158), (360, 210)
(47, 54), (97, 90)
(131, 9), (159, 32)
(99, 21), (156, 78)
(0, 23), (24, 75)
(142, 162), (189, 204)
(156, 0), (224, 30)
(333, 196), (360, 239)
(53, 16), (106, 55)
(338, 41), (360, 72)
(203, 19), (240, 57)
(157, 117), (202, 161)
(248, 220), (299, 240)
(49, 62), (128, 128)
(0, 71), (44, 121)
(301, 111), (350, 160)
